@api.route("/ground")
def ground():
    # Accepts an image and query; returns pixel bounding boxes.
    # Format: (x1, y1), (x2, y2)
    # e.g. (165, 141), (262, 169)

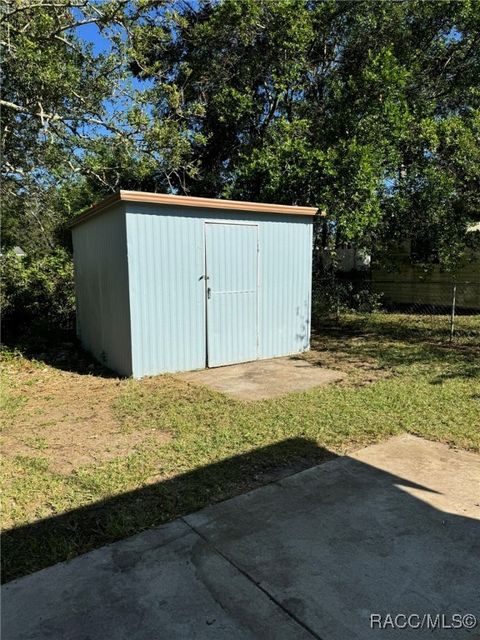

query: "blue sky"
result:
(76, 22), (112, 55)
(74, 19), (154, 124)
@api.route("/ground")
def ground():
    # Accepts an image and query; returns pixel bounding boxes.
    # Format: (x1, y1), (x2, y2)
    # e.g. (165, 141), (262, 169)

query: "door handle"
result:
(207, 287), (212, 299)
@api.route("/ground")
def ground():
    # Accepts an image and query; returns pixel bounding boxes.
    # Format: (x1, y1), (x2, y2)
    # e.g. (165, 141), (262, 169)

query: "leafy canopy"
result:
(127, 0), (480, 267)
(1, 0), (479, 270)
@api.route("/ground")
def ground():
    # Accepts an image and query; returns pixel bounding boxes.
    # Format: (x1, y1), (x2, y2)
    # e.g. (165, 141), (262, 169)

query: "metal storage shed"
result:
(70, 191), (317, 378)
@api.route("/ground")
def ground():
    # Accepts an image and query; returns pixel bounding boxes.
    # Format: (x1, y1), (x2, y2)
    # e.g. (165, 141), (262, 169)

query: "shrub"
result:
(1, 248), (75, 334)
(312, 275), (384, 320)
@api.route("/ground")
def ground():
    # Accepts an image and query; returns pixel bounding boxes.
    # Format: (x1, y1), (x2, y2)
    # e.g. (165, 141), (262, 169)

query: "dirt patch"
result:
(1, 360), (171, 473)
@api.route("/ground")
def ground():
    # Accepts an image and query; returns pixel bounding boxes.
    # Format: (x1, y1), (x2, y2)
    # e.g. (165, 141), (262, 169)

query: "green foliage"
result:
(0, 249), (75, 333)
(313, 276), (384, 318)
(1, 1), (200, 253)
(2, 0), (480, 298)
(1, 2), (120, 254)
(126, 0), (480, 268)
(1, 2), (122, 183)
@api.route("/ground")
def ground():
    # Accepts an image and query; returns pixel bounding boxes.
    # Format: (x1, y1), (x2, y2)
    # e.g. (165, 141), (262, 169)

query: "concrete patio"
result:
(2, 435), (479, 639)
(178, 356), (345, 400)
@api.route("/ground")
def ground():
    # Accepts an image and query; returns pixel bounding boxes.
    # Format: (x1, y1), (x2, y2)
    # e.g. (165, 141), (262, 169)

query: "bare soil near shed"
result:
(1, 358), (171, 474)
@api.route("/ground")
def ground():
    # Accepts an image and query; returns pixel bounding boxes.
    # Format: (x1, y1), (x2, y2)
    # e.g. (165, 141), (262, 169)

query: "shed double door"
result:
(205, 222), (258, 367)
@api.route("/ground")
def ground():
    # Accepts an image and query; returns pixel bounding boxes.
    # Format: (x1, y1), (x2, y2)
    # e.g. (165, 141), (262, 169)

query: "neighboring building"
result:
(318, 225), (479, 311)
(0, 246), (26, 257)
(69, 191), (316, 378)
(372, 225), (480, 310)
(320, 244), (371, 273)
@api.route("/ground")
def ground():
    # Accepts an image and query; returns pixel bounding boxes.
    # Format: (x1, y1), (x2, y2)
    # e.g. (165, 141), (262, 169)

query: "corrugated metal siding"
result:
(126, 209), (206, 377)
(126, 204), (312, 378)
(72, 204), (132, 375)
(259, 217), (313, 359)
(205, 222), (259, 366)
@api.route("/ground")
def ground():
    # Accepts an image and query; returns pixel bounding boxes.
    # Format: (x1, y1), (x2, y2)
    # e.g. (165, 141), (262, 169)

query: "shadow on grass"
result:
(310, 315), (480, 375)
(4, 314), (478, 382)
(430, 366), (480, 385)
(1, 327), (119, 379)
(3, 437), (480, 640)
(314, 314), (479, 343)
(1, 438), (336, 584)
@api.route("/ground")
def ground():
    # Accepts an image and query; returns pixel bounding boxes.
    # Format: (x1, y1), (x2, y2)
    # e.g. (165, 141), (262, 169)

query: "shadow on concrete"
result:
(2, 436), (479, 640)
(3, 435), (476, 585)
(1, 438), (335, 583)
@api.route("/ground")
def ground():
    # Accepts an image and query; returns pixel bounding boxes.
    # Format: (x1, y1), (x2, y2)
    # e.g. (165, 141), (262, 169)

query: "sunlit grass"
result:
(1, 313), (479, 581)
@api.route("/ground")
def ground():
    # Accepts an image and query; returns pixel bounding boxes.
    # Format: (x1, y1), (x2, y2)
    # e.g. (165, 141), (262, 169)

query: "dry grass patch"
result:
(1, 357), (170, 473)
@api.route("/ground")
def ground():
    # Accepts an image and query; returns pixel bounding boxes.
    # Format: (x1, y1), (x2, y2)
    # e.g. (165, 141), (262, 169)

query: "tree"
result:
(127, 0), (480, 269)
(0, 0), (198, 253)
(2, 0), (479, 270)
(1, 1), (122, 250)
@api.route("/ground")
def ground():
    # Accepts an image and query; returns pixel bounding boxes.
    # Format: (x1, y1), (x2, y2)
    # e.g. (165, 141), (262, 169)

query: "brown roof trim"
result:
(68, 190), (318, 228)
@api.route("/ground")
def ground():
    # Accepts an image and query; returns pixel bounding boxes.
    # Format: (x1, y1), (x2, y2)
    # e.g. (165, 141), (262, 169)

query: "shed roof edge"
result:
(68, 190), (318, 228)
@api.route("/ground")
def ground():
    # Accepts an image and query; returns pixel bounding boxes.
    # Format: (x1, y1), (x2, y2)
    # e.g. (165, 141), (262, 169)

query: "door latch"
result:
(207, 287), (212, 300)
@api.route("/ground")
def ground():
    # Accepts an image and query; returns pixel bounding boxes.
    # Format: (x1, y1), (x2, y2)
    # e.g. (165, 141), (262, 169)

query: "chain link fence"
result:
(312, 275), (480, 345)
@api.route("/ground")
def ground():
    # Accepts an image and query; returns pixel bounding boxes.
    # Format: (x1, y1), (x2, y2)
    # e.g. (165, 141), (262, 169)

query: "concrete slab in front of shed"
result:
(178, 357), (345, 400)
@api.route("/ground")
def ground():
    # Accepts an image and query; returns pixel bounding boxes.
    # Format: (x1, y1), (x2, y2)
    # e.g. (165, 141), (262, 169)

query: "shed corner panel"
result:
(72, 202), (133, 376)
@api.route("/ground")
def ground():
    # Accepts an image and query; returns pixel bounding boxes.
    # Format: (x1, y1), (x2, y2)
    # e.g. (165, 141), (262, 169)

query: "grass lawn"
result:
(1, 313), (479, 582)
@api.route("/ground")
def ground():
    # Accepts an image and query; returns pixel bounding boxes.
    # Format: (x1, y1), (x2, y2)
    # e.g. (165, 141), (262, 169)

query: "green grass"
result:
(0, 367), (27, 430)
(1, 313), (479, 582)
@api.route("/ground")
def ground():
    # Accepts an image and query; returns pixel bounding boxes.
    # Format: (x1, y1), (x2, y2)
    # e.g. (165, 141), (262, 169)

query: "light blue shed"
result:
(70, 191), (317, 378)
